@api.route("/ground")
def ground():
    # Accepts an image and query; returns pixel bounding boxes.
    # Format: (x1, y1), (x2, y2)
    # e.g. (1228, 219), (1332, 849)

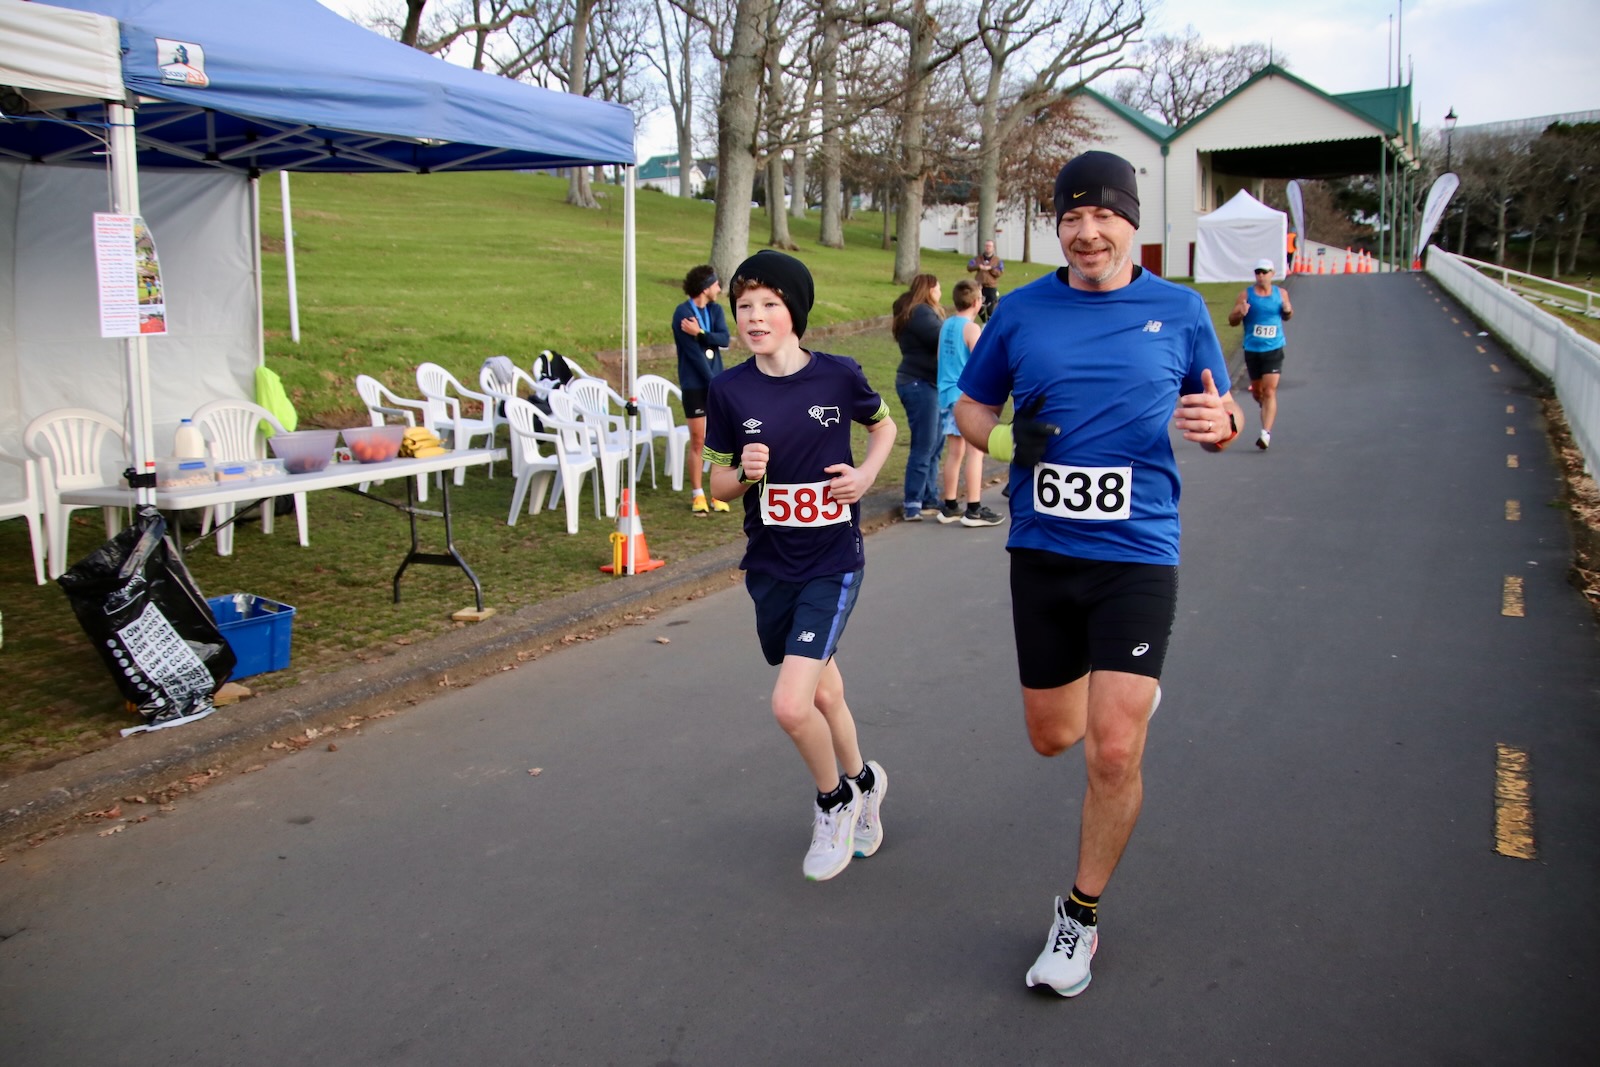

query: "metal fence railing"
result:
(1427, 248), (1600, 478)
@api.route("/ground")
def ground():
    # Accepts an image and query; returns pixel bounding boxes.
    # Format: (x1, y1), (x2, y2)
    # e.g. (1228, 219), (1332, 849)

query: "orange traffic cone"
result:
(600, 488), (665, 574)
(1343, 248), (1353, 273)
(1317, 256), (1325, 275)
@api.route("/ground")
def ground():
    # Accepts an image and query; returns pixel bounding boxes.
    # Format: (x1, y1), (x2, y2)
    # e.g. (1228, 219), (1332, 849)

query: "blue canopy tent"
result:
(1, 0), (640, 524)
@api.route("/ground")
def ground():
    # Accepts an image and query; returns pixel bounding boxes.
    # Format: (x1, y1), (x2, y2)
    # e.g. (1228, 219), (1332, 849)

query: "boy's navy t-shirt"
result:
(705, 351), (890, 582)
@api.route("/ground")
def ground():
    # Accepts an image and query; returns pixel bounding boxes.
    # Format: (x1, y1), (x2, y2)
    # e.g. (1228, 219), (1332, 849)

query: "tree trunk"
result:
(401, 0), (427, 47)
(881, 184), (893, 250)
(565, 0), (599, 209)
(974, 49), (1005, 256)
(709, 0), (771, 286)
(767, 150), (797, 249)
(817, 17), (844, 248)
(1457, 204), (1468, 257)
(762, 2), (796, 251)
(790, 149), (808, 221)
(1567, 209), (1587, 276)
(892, 0), (933, 285)
(1495, 200), (1508, 265)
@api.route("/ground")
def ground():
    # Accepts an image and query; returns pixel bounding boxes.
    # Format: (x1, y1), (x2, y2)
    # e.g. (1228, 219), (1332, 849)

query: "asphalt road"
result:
(2, 274), (1597, 1065)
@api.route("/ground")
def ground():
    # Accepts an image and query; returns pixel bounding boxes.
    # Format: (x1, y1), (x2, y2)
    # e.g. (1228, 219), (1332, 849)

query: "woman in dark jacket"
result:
(672, 264), (731, 514)
(892, 273), (945, 521)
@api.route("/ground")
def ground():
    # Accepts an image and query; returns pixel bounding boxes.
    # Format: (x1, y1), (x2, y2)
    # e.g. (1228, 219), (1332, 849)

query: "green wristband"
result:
(987, 422), (1014, 463)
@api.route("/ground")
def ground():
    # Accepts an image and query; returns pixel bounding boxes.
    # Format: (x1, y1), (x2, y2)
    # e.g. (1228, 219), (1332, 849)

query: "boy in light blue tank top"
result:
(934, 279), (1003, 525)
(1229, 258), (1294, 449)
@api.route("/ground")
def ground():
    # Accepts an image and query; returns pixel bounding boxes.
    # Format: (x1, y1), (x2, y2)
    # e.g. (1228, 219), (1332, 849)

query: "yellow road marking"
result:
(1452, 317), (1460, 324)
(1494, 744), (1536, 860)
(1478, 346), (1488, 353)
(1506, 426), (1516, 435)
(1507, 454), (1519, 468)
(1502, 576), (1525, 616)
(1506, 500), (1521, 521)
(1490, 363), (1501, 372)
(1463, 330), (1472, 337)
(1506, 405), (1515, 414)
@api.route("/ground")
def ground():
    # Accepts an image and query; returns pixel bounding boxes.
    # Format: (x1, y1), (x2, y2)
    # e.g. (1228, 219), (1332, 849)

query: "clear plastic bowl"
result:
(342, 425), (405, 464)
(267, 429), (340, 474)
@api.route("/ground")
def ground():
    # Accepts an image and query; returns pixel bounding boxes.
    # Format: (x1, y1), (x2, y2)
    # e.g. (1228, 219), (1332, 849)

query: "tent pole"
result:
(1378, 141), (1387, 271)
(624, 165), (639, 574)
(281, 171), (300, 344)
(109, 100), (156, 508)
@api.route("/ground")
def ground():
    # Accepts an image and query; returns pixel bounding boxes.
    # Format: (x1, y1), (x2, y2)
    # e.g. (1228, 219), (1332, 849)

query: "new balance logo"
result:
(742, 418), (763, 434)
(1142, 320), (1163, 333)
(798, 630), (816, 643)
(808, 405), (841, 427)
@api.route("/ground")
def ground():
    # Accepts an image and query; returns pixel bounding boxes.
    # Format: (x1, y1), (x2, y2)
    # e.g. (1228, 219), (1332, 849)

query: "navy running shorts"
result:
(682, 388), (710, 419)
(1008, 548), (1177, 687)
(1244, 347), (1286, 381)
(746, 568), (863, 666)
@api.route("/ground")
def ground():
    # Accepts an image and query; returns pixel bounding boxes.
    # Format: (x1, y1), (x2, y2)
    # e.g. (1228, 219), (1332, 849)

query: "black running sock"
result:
(965, 503), (981, 515)
(816, 778), (852, 812)
(1063, 887), (1099, 926)
(943, 499), (957, 510)
(850, 762), (876, 794)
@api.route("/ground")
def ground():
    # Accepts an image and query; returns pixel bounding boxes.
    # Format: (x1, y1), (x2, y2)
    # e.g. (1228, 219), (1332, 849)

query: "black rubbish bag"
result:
(57, 505), (236, 736)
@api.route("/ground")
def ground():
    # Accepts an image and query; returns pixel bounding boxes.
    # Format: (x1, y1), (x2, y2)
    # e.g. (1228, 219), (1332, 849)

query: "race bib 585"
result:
(1032, 463), (1132, 521)
(762, 480), (850, 527)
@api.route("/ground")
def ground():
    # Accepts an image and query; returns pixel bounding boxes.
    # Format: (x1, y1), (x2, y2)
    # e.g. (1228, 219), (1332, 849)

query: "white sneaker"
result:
(1256, 429), (1271, 450)
(803, 779), (860, 882)
(1025, 896), (1099, 997)
(852, 761), (887, 858)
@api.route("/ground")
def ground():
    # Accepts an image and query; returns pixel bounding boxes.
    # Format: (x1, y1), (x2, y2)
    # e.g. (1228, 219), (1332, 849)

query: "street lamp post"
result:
(1442, 107), (1458, 252)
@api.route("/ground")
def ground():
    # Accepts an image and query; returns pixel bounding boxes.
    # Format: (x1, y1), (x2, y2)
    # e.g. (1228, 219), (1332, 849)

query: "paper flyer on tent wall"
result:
(93, 212), (169, 338)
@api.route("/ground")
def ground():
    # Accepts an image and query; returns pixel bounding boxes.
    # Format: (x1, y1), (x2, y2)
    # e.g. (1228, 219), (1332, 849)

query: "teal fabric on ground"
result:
(254, 366), (297, 434)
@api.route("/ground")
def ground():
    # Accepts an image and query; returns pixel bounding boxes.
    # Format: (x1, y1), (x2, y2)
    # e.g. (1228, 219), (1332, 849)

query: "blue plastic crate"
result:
(206, 593), (296, 680)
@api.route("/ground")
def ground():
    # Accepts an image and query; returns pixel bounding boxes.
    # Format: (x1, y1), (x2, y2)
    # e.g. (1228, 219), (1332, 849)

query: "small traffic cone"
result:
(1343, 248), (1353, 274)
(600, 488), (665, 574)
(1317, 256), (1325, 275)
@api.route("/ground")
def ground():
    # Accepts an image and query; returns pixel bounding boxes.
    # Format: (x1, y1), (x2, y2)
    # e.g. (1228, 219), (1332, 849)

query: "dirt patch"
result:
(1542, 396), (1600, 618)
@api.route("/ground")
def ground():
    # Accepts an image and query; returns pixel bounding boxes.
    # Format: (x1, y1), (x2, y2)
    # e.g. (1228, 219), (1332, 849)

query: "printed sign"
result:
(94, 214), (168, 338)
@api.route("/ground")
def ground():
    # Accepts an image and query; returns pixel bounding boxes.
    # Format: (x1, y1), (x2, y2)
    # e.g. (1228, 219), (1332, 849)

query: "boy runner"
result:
(705, 251), (899, 882)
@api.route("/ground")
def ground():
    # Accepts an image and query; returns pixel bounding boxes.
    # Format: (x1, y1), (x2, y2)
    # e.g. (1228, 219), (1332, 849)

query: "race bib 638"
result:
(762, 480), (850, 527)
(1033, 463), (1132, 521)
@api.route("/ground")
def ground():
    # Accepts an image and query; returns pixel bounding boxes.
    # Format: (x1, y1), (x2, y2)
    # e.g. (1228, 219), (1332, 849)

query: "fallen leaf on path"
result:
(242, 764), (265, 773)
(97, 824), (125, 837)
(655, 636), (671, 644)
(528, 767), (543, 776)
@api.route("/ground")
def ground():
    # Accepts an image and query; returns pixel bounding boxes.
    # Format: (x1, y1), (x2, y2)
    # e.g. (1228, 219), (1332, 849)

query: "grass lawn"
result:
(0, 172), (1239, 776)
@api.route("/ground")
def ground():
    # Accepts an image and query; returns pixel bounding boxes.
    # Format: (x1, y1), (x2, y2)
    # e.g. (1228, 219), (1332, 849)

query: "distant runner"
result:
(1229, 258), (1293, 450)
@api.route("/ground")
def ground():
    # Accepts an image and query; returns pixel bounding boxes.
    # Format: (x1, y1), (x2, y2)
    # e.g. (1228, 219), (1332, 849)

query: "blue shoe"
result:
(903, 505), (923, 522)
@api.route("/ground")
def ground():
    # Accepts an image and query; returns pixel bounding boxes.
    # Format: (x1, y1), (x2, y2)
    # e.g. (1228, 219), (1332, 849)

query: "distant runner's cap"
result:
(1254, 258), (1276, 272)
(1054, 151), (1140, 229)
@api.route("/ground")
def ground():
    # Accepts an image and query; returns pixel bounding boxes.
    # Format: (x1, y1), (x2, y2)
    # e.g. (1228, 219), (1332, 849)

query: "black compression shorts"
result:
(1008, 548), (1178, 687)
(682, 388), (710, 419)
(1244, 347), (1285, 381)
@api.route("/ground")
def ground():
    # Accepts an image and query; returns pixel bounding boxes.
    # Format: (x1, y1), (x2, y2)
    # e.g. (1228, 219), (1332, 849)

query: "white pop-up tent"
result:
(1194, 190), (1288, 283)
(1, 0), (637, 513)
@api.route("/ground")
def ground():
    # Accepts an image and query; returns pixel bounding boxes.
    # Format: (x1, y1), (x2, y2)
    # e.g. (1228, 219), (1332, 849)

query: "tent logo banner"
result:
(156, 38), (209, 88)
(94, 213), (169, 338)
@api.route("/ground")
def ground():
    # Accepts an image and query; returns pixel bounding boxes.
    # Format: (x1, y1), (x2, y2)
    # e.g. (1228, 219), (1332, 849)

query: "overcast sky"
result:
(321, 0), (1598, 150)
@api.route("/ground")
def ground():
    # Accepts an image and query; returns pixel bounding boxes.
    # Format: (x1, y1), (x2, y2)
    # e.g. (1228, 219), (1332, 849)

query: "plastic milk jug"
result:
(173, 418), (206, 459)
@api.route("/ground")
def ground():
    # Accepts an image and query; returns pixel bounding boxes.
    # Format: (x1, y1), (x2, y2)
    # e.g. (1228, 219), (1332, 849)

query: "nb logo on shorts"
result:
(798, 630), (816, 642)
(1142, 321), (1163, 333)
(1131, 643), (1150, 656)
(808, 405), (841, 427)
(742, 418), (763, 434)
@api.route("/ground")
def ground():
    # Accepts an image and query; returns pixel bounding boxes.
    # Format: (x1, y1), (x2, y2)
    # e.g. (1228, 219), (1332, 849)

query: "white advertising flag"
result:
(1413, 173), (1460, 263)
(1286, 180), (1306, 242)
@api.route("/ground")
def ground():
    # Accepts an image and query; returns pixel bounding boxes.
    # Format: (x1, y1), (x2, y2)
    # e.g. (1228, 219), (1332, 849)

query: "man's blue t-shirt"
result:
(958, 268), (1229, 566)
(704, 351), (890, 581)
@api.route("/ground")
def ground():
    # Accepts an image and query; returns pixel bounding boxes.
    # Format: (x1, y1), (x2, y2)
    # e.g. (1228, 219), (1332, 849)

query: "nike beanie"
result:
(1053, 151), (1140, 230)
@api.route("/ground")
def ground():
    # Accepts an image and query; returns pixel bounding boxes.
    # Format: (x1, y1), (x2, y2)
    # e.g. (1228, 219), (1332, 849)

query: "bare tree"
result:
(994, 96), (1096, 261)
(965, 0), (1144, 255)
(1110, 26), (1273, 128)
(649, 0), (701, 197)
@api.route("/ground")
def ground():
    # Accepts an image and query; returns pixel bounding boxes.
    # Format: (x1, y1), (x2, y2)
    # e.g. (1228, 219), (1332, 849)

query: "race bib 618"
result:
(1033, 463), (1132, 521)
(762, 480), (850, 528)
(1252, 324), (1278, 339)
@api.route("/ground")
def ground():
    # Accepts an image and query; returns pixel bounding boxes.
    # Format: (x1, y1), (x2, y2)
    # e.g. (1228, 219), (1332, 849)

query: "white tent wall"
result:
(1194, 190), (1288, 283)
(0, 161), (258, 462)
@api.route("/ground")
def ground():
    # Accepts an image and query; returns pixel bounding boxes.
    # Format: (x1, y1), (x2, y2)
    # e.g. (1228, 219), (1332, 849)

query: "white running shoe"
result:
(1025, 896), (1099, 997)
(1256, 429), (1271, 450)
(803, 779), (860, 882)
(852, 761), (887, 858)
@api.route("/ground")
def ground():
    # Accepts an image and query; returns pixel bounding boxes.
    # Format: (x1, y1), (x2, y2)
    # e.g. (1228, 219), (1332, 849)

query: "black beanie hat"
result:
(730, 250), (815, 339)
(1053, 150), (1140, 230)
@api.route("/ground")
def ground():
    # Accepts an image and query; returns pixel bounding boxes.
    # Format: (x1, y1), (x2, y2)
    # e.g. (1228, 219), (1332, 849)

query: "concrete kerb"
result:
(0, 489), (905, 849)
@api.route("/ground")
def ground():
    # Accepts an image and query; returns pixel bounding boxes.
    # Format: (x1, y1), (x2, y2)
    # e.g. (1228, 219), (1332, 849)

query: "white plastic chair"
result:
(354, 373), (430, 502)
(192, 399), (309, 556)
(23, 407), (130, 579)
(0, 455), (49, 585)
(550, 386), (627, 518)
(503, 396), (601, 534)
(478, 362), (547, 409)
(635, 374), (692, 491)
(416, 361), (499, 484)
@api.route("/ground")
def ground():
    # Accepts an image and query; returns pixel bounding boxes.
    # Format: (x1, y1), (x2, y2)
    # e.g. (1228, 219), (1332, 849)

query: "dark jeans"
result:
(895, 373), (941, 511)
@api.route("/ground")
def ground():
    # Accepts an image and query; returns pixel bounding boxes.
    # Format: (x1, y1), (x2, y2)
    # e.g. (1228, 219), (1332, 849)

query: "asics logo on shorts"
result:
(1132, 643), (1150, 656)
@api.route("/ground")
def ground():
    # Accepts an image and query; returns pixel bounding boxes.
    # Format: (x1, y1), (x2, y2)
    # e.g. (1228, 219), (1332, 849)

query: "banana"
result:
(411, 445), (448, 458)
